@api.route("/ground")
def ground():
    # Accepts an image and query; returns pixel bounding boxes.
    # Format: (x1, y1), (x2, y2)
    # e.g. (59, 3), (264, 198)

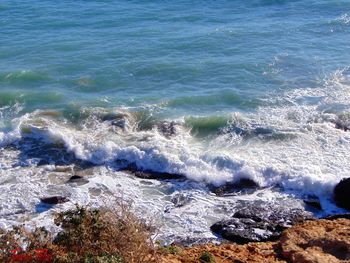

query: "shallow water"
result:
(1, 0), (350, 242)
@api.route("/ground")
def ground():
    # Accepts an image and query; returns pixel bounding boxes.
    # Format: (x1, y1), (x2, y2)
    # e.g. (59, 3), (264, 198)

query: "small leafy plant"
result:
(0, 203), (157, 263)
(199, 251), (216, 263)
(159, 245), (182, 255)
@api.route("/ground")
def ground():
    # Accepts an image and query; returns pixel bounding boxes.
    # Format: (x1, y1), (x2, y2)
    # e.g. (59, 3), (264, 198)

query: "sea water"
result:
(1, 0), (350, 243)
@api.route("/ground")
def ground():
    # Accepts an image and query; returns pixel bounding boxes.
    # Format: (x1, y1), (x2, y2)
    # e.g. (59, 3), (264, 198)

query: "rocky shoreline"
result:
(1, 166), (350, 263)
(40, 166), (350, 246)
(160, 217), (350, 263)
(157, 177), (350, 262)
(14, 154), (350, 263)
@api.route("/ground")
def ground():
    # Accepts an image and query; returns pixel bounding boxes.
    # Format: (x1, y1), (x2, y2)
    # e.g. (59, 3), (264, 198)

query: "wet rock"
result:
(101, 112), (127, 122)
(160, 218), (350, 263)
(335, 120), (350, 131)
(134, 170), (183, 180)
(210, 204), (313, 244)
(54, 165), (73, 173)
(111, 118), (126, 129)
(220, 125), (296, 141)
(171, 193), (191, 207)
(280, 218), (350, 262)
(67, 175), (89, 185)
(158, 121), (177, 137)
(303, 196), (322, 211)
(139, 180), (154, 185)
(323, 213), (350, 220)
(334, 177), (350, 210)
(124, 163), (184, 180)
(101, 112), (129, 130)
(40, 196), (69, 205)
(209, 178), (259, 196)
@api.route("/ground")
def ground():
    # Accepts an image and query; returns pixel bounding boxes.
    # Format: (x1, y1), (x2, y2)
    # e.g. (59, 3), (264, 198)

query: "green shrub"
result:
(199, 251), (216, 263)
(0, 203), (157, 263)
(159, 245), (182, 255)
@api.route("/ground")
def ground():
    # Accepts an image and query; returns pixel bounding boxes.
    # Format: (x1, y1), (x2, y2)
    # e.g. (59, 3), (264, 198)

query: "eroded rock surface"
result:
(280, 218), (350, 263)
(211, 204), (313, 244)
(159, 218), (350, 263)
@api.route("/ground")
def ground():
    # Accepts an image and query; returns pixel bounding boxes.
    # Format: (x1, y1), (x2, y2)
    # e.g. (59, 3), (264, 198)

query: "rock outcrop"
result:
(334, 177), (350, 210)
(209, 178), (259, 196)
(280, 218), (350, 263)
(159, 218), (350, 263)
(40, 196), (69, 205)
(123, 163), (184, 180)
(211, 204), (313, 244)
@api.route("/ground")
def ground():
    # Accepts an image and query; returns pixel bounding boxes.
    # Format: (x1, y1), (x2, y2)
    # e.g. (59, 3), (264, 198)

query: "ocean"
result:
(1, 0), (350, 243)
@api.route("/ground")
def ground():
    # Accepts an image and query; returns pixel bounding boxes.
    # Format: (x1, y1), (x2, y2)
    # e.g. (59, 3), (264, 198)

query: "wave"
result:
(1, 67), (350, 214)
(0, 70), (51, 85)
(0, 105), (347, 204)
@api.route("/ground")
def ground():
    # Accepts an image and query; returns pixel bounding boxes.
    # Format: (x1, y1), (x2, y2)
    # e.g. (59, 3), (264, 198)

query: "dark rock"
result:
(335, 121), (350, 131)
(102, 112), (127, 122)
(69, 175), (83, 180)
(210, 204), (313, 244)
(334, 177), (350, 210)
(67, 175), (89, 185)
(219, 125), (296, 141)
(171, 193), (191, 207)
(123, 163), (184, 180)
(303, 196), (322, 211)
(322, 213), (350, 220)
(158, 121), (177, 137)
(111, 118), (126, 129)
(124, 162), (138, 172)
(101, 112), (129, 129)
(134, 170), (183, 180)
(209, 178), (259, 196)
(40, 196), (69, 205)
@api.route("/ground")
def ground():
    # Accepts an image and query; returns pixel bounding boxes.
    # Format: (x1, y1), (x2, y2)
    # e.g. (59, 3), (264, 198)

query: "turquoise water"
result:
(1, 0), (350, 241)
(1, 1), (349, 116)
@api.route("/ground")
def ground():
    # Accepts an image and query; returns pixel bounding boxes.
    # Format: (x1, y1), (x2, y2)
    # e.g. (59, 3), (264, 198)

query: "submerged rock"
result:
(40, 196), (69, 205)
(101, 112), (130, 130)
(157, 121), (178, 137)
(124, 163), (184, 180)
(101, 112), (128, 122)
(303, 196), (322, 211)
(171, 193), (191, 207)
(134, 170), (183, 180)
(209, 178), (259, 196)
(334, 177), (350, 210)
(210, 204), (313, 244)
(335, 117), (350, 132)
(220, 124), (296, 141)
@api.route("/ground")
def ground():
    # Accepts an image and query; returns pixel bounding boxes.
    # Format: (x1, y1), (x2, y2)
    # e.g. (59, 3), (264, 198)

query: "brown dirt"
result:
(159, 218), (350, 263)
(280, 218), (350, 263)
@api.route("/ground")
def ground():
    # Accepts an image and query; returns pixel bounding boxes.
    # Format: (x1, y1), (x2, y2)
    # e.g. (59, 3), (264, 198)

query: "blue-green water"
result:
(1, 1), (349, 116)
(1, 1), (350, 241)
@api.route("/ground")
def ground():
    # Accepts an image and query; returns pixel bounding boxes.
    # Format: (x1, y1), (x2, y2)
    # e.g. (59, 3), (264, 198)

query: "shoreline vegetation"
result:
(0, 203), (157, 263)
(0, 203), (349, 263)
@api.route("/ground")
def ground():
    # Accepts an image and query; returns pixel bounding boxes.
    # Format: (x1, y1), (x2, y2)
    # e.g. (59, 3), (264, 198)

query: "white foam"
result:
(0, 67), (350, 240)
